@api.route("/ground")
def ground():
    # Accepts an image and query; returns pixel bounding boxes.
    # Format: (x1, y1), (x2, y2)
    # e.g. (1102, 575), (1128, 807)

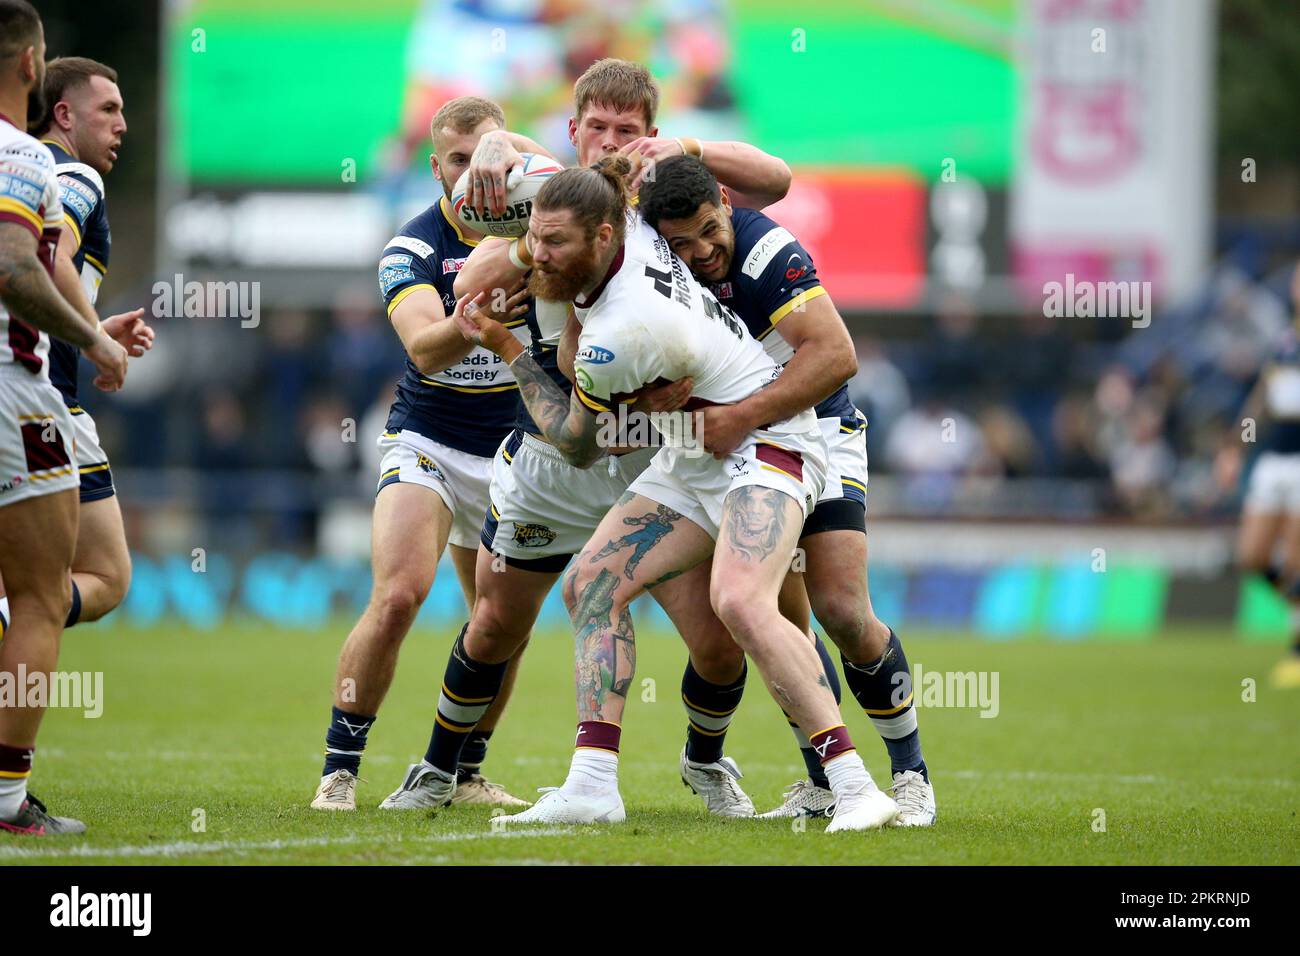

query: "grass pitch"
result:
(2, 618), (1297, 866)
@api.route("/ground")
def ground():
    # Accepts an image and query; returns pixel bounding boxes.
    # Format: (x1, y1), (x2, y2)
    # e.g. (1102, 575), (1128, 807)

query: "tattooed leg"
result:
(591, 504), (684, 580)
(564, 493), (714, 722)
(570, 569), (637, 722)
(711, 485), (844, 739)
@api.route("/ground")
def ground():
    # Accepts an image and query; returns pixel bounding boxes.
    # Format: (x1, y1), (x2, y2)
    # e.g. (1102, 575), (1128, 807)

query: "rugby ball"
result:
(451, 152), (564, 239)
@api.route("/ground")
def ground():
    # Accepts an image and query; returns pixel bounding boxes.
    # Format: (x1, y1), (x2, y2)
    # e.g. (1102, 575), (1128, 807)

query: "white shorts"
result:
(629, 414), (828, 540)
(0, 368), (78, 508)
(69, 405), (114, 502)
(1245, 451), (1300, 514)
(482, 430), (657, 569)
(376, 429), (493, 549)
(817, 409), (868, 506)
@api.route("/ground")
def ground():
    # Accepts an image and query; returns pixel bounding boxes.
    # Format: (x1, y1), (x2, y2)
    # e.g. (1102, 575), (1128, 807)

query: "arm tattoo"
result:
(592, 503), (683, 580)
(722, 486), (788, 563)
(571, 568), (636, 721)
(0, 225), (97, 348)
(511, 349), (601, 467)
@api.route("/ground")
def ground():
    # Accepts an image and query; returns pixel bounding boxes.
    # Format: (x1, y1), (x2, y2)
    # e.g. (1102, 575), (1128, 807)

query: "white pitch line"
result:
(0, 826), (589, 860)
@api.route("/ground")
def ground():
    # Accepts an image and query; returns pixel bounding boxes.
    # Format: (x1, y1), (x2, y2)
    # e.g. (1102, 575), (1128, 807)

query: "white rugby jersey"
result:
(571, 212), (788, 421)
(0, 115), (62, 378)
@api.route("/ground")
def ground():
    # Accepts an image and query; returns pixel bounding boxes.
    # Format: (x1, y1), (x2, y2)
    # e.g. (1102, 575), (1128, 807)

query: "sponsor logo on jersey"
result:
(0, 172), (42, 207)
(741, 226), (796, 280)
(378, 254), (415, 296)
(512, 522), (558, 548)
(784, 253), (807, 282)
(576, 345), (615, 365)
(385, 235), (436, 259)
(60, 185), (93, 225)
(58, 173), (98, 207)
(441, 256), (468, 274)
(712, 281), (734, 299)
(575, 368), (594, 392)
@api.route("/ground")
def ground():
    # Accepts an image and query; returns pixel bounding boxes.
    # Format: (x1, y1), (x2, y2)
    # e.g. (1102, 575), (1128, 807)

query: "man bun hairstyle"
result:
(637, 155), (722, 229)
(534, 154), (630, 243)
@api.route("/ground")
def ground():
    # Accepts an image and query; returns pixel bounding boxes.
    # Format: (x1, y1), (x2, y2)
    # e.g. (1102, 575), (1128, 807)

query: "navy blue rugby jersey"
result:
(707, 207), (856, 423)
(1261, 329), (1300, 455)
(44, 141), (110, 405)
(379, 196), (540, 458)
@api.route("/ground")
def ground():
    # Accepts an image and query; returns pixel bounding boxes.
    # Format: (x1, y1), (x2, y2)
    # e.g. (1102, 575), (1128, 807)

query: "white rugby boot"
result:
(497, 785), (625, 825)
(756, 778), (836, 819)
(825, 779), (899, 833)
(378, 763), (456, 810)
(310, 769), (358, 811)
(679, 748), (755, 817)
(450, 773), (532, 807)
(889, 770), (936, 827)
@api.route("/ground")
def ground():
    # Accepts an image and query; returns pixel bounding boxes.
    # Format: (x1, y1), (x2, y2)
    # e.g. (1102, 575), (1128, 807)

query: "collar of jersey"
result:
(440, 195), (480, 247)
(574, 245), (625, 309)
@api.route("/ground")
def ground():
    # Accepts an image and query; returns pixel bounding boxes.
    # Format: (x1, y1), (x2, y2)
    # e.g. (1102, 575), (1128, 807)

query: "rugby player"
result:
(639, 156), (936, 825)
(455, 157), (900, 831)
(382, 59), (794, 816)
(1, 58), (154, 640)
(1234, 261), (1300, 689)
(311, 96), (546, 811)
(0, 0), (128, 835)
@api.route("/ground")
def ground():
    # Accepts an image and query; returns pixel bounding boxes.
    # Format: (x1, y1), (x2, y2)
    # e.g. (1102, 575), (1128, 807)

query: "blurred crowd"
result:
(82, 255), (1298, 550)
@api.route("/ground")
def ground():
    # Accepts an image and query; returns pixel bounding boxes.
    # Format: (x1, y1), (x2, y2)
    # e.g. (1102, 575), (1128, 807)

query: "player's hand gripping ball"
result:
(452, 153), (564, 239)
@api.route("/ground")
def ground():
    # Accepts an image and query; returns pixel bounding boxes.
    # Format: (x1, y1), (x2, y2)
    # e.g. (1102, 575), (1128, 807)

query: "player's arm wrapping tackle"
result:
(452, 291), (603, 468)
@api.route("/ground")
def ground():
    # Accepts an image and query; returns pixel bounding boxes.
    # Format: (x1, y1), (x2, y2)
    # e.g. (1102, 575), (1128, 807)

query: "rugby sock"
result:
(566, 722), (620, 794)
(322, 706), (375, 777)
(806, 728), (857, 775)
(65, 580), (81, 628)
(681, 659), (746, 765)
(822, 744), (870, 799)
(0, 596), (8, 640)
(457, 729), (493, 783)
(424, 625), (509, 775)
(784, 635), (840, 789)
(842, 629), (928, 781)
(0, 743), (33, 820)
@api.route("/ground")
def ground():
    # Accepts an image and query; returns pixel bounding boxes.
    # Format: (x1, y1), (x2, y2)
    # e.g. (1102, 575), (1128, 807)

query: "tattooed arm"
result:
(0, 222), (127, 390)
(452, 290), (603, 468)
(465, 129), (557, 215)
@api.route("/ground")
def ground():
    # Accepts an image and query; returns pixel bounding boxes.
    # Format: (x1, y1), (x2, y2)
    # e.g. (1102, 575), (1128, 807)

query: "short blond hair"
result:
(573, 58), (659, 131)
(429, 96), (505, 152)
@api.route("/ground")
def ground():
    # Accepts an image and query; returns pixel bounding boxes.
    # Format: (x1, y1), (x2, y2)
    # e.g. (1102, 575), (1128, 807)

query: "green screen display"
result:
(169, 0), (1017, 186)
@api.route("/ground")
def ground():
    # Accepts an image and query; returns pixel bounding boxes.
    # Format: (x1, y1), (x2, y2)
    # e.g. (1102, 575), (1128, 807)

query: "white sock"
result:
(564, 749), (619, 795)
(824, 751), (871, 798)
(0, 775), (27, 819)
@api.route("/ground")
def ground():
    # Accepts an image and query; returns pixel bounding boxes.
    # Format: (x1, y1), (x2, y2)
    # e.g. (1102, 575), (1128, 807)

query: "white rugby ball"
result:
(451, 152), (564, 239)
